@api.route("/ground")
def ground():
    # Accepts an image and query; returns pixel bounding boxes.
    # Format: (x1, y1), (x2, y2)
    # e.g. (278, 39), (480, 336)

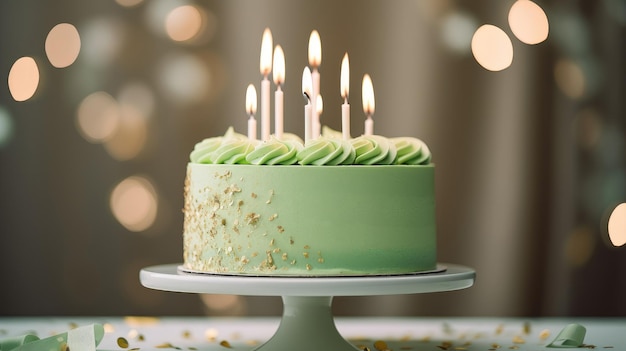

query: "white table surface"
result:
(0, 317), (623, 350)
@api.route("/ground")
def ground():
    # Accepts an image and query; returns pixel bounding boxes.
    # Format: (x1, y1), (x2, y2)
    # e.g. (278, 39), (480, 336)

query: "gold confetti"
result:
(155, 342), (177, 348)
(539, 329), (551, 340)
(523, 321), (531, 334)
(117, 337), (129, 348)
(59, 342), (68, 351)
(219, 340), (232, 348)
(512, 335), (525, 344)
(182, 330), (192, 339)
(495, 324), (504, 335)
(277, 226), (285, 233)
(374, 340), (389, 351)
(205, 328), (219, 341)
(268, 214), (278, 221)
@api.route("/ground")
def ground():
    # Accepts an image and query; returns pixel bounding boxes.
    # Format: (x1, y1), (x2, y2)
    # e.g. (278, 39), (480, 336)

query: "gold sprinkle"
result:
(318, 257), (325, 263)
(221, 218), (226, 226)
(272, 248), (281, 253)
(290, 259), (297, 265)
(238, 200), (244, 207)
(306, 264), (312, 270)
(189, 348), (198, 351)
(251, 193), (257, 198)
(68, 322), (78, 329)
(59, 342), (68, 351)
(289, 237), (294, 245)
(117, 337), (129, 348)
(495, 324), (504, 335)
(508, 346), (519, 350)
(282, 253), (288, 261)
(220, 340), (232, 348)
(523, 321), (531, 334)
(268, 213), (278, 221)
(374, 340), (389, 351)
(155, 342), (176, 348)
(303, 252), (309, 258)
(245, 212), (260, 225)
(358, 346), (371, 351)
(277, 226), (285, 233)
(182, 330), (192, 339)
(304, 245), (310, 249)
(512, 335), (525, 344)
(490, 343), (501, 349)
(539, 329), (551, 340)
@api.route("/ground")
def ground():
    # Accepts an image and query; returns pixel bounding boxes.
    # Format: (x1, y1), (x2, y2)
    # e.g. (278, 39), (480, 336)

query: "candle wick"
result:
(303, 91), (311, 103)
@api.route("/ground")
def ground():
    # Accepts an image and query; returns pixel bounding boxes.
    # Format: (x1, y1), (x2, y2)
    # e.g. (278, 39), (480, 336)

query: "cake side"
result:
(183, 163), (437, 276)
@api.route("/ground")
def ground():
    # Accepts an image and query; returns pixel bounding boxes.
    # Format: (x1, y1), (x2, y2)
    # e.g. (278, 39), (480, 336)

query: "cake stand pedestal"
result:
(140, 263), (475, 351)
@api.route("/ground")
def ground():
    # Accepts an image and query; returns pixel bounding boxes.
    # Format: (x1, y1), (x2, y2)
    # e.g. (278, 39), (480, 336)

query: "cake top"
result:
(189, 127), (432, 166)
(190, 28), (432, 166)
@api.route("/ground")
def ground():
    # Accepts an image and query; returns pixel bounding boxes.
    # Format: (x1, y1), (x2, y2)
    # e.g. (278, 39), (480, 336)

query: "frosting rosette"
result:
(297, 137), (356, 165)
(351, 135), (398, 165)
(210, 138), (258, 164)
(189, 127), (248, 164)
(246, 137), (303, 165)
(392, 137), (432, 165)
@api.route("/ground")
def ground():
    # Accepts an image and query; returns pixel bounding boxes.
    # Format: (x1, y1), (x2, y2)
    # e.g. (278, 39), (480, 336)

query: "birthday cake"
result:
(182, 128), (436, 276)
(181, 28), (436, 276)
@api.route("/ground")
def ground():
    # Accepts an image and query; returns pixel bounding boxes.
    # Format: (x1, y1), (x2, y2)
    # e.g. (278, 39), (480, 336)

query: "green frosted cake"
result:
(182, 128), (436, 276)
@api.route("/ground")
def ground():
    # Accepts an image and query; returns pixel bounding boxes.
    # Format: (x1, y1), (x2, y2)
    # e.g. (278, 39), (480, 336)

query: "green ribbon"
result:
(0, 324), (103, 351)
(547, 323), (587, 348)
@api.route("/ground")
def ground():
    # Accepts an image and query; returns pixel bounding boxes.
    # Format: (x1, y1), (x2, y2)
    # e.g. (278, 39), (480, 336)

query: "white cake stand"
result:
(140, 263), (475, 351)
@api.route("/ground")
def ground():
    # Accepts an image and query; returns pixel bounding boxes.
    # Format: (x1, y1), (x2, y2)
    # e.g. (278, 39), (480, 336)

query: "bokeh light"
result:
(103, 104), (149, 161)
(554, 59), (585, 99)
(608, 203), (626, 247)
(165, 5), (203, 42)
(440, 12), (478, 55)
(565, 226), (595, 267)
(8, 57), (40, 102)
(80, 17), (125, 68)
(117, 82), (156, 118)
(76, 91), (121, 143)
(200, 294), (245, 315)
(471, 25), (513, 71)
(508, 0), (549, 45)
(110, 176), (158, 232)
(0, 106), (14, 148)
(45, 23), (81, 68)
(157, 52), (210, 103)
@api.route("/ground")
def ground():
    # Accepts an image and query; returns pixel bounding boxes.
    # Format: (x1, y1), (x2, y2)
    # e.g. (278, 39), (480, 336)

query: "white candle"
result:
(316, 93), (323, 119)
(340, 53), (350, 140)
(362, 74), (375, 136)
(260, 28), (273, 141)
(245, 84), (257, 141)
(273, 45), (285, 140)
(308, 30), (321, 139)
(302, 67), (313, 143)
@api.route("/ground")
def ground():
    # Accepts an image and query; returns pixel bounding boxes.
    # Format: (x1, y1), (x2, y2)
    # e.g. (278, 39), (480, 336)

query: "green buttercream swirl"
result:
(297, 137), (356, 165)
(189, 127), (250, 164)
(246, 137), (303, 165)
(210, 138), (258, 164)
(392, 137), (432, 165)
(351, 135), (398, 165)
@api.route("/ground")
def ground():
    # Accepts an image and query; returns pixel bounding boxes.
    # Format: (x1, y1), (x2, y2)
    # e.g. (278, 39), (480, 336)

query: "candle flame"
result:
(362, 74), (375, 116)
(340, 53), (350, 100)
(302, 66), (312, 102)
(308, 30), (321, 67)
(316, 94), (323, 115)
(273, 45), (285, 86)
(245, 84), (257, 115)
(260, 28), (273, 76)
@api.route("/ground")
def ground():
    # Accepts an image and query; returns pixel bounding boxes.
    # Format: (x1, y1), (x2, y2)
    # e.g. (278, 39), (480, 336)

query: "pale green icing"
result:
(297, 137), (356, 165)
(246, 137), (303, 165)
(392, 137), (432, 165)
(183, 164), (437, 276)
(351, 135), (398, 165)
(189, 127), (249, 164)
(321, 125), (344, 139)
(210, 138), (258, 164)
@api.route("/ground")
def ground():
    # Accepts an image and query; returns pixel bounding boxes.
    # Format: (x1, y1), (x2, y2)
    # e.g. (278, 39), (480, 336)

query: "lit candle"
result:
(340, 53), (350, 140)
(260, 28), (273, 141)
(246, 84), (257, 141)
(273, 45), (285, 140)
(302, 67), (313, 143)
(308, 30), (321, 139)
(362, 74), (375, 136)
(316, 94), (323, 120)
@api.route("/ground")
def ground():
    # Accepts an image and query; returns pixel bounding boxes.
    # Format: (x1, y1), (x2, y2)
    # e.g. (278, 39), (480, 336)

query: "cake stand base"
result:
(140, 264), (475, 351)
(263, 296), (358, 351)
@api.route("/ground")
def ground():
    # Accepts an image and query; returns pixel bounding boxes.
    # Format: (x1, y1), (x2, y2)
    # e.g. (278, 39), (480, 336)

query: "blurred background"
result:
(0, 0), (624, 317)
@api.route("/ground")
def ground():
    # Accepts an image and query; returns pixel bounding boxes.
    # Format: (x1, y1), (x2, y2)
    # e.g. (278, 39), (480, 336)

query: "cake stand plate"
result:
(140, 263), (475, 351)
